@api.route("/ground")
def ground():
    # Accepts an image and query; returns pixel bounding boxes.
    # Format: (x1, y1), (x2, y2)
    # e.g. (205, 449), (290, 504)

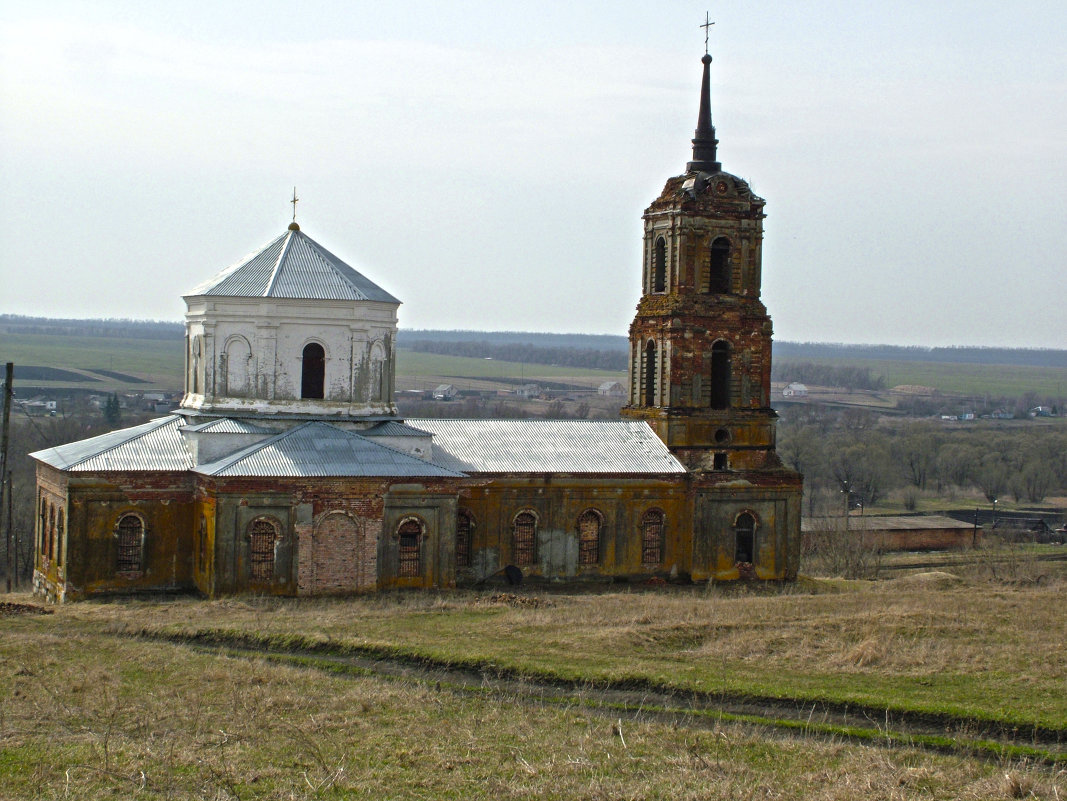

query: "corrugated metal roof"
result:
(187, 228), (399, 303)
(406, 419), (686, 474)
(361, 421), (432, 438)
(181, 418), (273, 434)
(196, 421), (464, 478)
(30, 416), (193, 472)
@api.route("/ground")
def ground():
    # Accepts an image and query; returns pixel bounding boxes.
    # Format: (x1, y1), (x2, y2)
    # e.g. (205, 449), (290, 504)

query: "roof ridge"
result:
(263, 228), (297, 297)
(199, 421), (312, 474)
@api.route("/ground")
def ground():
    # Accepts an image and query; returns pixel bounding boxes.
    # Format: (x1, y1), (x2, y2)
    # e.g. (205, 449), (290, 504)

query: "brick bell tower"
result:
(622, 49), (782, 474)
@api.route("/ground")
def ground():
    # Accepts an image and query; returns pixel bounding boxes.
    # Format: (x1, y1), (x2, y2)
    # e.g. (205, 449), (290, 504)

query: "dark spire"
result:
(687, 53), (721, 173)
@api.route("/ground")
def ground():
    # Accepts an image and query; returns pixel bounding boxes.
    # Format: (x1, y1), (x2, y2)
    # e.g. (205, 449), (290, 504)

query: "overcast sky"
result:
(1, 1), (1064, 348)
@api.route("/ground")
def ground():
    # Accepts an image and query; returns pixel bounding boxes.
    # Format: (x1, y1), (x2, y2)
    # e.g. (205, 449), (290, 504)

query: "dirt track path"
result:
(140, 629), (1066, 766)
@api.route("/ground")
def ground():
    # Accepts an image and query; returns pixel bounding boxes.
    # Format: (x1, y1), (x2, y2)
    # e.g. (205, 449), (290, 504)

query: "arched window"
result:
(47, 506), (55, 561)
(38, 498), (47, 557)
(116, 514), (144, 573)
(643, 340), (657, 407)
(707, 237), (731, 293)
(735, 513), (756, 564)
(577, 510), (602, 566)
(456, 510), (473, 568)
(397, 518), (423, 577)
(198, 515), (207, 572)
(301, 342), (326, 400)
(512, 511), (537, 567)
(653, 236), (667, 293)
(710, 341), (730, 409)
(641, 510), (664, 567)
(248, 518), (279, 582)
(56, 510), (64, 567)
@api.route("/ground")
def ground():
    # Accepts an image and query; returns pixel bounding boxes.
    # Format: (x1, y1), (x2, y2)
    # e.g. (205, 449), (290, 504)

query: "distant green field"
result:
(4, 328), (1065, 400)
(0, 333), (183, 390)
(777, 355), (1067, 399)
(397, 349), (624, 382)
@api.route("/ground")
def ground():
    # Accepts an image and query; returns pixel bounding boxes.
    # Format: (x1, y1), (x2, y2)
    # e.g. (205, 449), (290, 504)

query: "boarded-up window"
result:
(398, 519), (422, 577)
(578, 510), (601, 566)
(513, 512), (536, 567)
(249, 518), (278, 582)
(301, 342), (325, 400)
(456, 511), (473, 568)
(641, 510), (664, 567)
(735, 513), (756, 564)
(116, 514), (144, 573)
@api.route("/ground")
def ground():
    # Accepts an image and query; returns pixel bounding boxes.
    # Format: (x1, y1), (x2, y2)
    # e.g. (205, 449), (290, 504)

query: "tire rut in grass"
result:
(135, 628), (1067, 765)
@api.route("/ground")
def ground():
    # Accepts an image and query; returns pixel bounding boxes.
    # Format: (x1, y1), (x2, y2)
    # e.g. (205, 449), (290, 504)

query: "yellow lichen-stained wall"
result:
(34, 464), (196, 602)
(454, 474), (692, 584)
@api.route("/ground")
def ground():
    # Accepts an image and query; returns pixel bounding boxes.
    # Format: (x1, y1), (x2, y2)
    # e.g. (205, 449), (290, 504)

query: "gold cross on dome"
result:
(701, 12), (715, 55)
(291, 187), (299, 222)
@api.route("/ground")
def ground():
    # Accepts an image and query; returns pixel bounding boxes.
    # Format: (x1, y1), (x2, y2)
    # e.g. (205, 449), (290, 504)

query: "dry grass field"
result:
(2, 562), (1065, 799)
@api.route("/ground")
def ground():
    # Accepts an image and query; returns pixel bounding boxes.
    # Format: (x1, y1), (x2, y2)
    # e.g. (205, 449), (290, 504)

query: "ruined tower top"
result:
(686, 52), (721, 173)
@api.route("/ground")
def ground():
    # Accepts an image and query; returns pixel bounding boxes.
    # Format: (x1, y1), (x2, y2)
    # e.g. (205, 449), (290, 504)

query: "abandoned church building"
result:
(31, 50), (803, 601)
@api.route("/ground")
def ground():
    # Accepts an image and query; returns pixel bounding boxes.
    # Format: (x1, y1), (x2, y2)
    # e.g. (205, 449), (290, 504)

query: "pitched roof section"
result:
(181, 418), (274, 434)
(187, 227), (399, 303)
(406, 419), (687, 474)
(30, 416), (194, 472)
(195, 421), (464, 478)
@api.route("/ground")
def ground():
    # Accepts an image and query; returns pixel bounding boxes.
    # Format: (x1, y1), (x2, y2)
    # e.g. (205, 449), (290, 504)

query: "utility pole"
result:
(1, 363), (13, 592)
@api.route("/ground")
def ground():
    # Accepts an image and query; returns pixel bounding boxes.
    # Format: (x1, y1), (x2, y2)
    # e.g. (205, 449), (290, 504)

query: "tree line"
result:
(404, 340), (628, 371)
(778, 408), (1067, 517)
(771, 361), (886, 391)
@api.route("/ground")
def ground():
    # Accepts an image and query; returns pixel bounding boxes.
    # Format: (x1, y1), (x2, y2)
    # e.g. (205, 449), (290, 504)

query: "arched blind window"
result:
(641, 510), (664, 567)
(301, 343), (325, 400)
(249, 518), (278, 582)
(513, 512), (537, 567)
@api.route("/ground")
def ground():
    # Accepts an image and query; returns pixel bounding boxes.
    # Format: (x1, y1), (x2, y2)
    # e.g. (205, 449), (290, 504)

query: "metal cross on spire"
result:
(290, 187), (299, 222)
(701, 12), (715, 55)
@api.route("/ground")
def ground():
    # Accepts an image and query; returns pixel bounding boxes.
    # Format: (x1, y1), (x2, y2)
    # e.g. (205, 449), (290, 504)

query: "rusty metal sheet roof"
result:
(30, 416), (193, 472)
(406, 419), (687, 474)
(187, 228), (399, 303)
(195, 421), (464, 478)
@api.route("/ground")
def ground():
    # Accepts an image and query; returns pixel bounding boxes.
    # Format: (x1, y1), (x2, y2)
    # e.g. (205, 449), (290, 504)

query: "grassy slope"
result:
(1, 597), (1058, 800)
(72, 571), (1067, 732)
